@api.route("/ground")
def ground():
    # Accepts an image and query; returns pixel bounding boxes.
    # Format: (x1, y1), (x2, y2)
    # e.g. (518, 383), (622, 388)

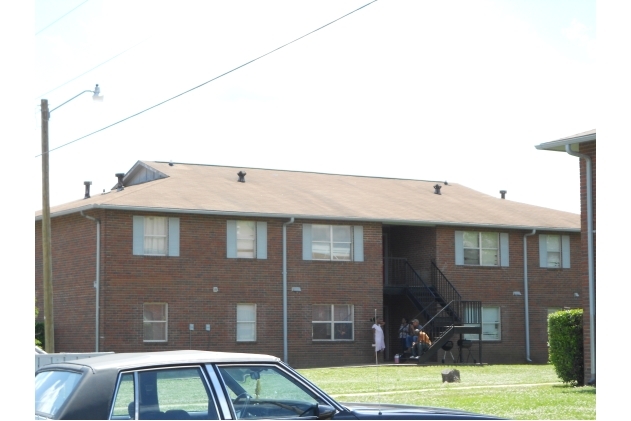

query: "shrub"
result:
(548, 308), (583, 386)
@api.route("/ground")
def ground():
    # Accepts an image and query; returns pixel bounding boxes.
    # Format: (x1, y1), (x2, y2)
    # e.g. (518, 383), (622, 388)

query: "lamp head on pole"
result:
(92, 84), (104, 101)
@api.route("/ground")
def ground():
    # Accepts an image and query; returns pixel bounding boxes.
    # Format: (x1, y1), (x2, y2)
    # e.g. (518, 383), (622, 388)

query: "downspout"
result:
(565, 144), (595, 384)
(282, 217), (295, 363)
(80, 211), (100, 352)
(523, 229), (536, 362)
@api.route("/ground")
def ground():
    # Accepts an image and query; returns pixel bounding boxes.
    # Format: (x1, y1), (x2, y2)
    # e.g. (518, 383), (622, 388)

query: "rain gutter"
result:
(80, 211), (100, 352)
(523, 229), (536, 362)
(564, 144), (596, 384)
(282, 217), (294, 364)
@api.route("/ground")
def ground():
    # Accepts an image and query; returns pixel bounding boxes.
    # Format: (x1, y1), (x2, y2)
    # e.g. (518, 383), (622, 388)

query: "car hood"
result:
(338, 402), (504, 419)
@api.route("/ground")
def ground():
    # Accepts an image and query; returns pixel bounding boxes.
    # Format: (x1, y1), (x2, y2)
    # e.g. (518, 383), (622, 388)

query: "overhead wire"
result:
(36, 37), (151, 99)
(36, 0), (379, 157)
(35, 0), (90, 35)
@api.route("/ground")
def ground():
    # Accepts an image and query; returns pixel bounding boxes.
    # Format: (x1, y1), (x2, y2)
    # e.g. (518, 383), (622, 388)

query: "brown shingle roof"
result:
(37, 161), (579, 231)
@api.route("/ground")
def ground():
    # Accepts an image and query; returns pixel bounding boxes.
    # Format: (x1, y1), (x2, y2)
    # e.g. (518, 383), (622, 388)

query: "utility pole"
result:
(41, 99), (55, 353)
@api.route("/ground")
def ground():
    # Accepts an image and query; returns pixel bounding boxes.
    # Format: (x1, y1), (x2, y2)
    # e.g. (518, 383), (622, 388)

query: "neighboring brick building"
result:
(35, 161), (581, 368)
(536, 129), (596, 385)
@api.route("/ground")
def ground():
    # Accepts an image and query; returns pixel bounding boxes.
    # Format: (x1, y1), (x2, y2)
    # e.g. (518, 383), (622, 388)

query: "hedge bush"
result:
(548, 308), (583, 386)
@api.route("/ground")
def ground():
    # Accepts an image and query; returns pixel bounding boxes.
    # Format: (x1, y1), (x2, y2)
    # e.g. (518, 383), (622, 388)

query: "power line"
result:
(36, 0), (90, 35)
(36, 38), (151, 99)
(36, 0), (378, 157)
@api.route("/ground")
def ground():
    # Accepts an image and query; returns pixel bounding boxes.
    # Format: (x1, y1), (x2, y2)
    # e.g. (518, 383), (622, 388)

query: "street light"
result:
(40, 84), (102, 353)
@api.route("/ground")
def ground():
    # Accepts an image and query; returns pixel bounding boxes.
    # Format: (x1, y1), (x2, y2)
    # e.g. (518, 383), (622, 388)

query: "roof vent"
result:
(444, 181), (448, 185)
(500, 190), (507, 199)
(237, 171), (246, 183)
(115, 173), (125, 191)
(84, 181), (92, 199)
(433, 184), (442, 195)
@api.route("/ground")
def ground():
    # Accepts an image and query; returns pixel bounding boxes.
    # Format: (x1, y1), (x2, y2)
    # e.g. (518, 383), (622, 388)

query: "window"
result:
(227, 221), (267, 259)
(112, 367), (217, 420)
(312, 304), (354, 340)
(237, 304), (257, 342)
(539, 234), (570, 268)
(464, 306), (501, 341)
(302, 224), (364, 261)
(455, 231), (509, 266)
(133, 216), (180, 256)
(35, 371), (83, 418)
(217, 365), (326, 419)
(143, 303), (168, 342)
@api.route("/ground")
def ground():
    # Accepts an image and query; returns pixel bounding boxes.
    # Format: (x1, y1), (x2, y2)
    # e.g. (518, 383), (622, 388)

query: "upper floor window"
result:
(227, 221), (267, 259)
(133, 216), (180, 256)
(302, 224), (364, 262)
(455, 231), (509, 267)
(312, 304), (354, 341)
(539, 234), (571, 268)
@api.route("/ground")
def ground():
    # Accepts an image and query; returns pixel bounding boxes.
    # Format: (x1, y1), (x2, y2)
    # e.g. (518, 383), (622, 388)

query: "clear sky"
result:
(31, 0), (596, 213)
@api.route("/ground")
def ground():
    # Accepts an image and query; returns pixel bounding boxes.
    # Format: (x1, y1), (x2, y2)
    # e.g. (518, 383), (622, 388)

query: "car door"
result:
(109, 365), (221, 420)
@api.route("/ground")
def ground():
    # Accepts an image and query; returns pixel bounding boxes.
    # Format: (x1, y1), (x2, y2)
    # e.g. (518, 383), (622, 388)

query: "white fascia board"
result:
(535, 131), (596, 152)
(35, 204), (579, 232)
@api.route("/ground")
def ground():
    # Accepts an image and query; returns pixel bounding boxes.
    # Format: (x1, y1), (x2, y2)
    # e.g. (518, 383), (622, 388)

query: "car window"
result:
(35, 370), (82, 418)
(217, 365), (325, 419)
(111, 366), (218, 420)
(110, 373), (134, 419)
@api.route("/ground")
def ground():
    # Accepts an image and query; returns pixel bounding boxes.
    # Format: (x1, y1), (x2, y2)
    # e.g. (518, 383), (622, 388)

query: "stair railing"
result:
(430, 260), (461, 321)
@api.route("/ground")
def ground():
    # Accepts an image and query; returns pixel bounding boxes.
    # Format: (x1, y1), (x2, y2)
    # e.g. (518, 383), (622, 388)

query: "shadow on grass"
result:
(550, 384), (596, 394)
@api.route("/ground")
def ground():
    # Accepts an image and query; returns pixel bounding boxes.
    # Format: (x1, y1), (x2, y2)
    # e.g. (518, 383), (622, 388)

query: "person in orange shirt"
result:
(411, 328), (432, 359)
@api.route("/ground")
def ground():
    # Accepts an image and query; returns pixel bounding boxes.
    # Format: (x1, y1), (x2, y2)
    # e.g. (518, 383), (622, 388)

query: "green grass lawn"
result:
(298, 364), (595, 420)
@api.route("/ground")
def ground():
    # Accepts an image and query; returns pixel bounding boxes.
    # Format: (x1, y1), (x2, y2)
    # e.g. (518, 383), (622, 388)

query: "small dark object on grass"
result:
(442, 369), (460, 383)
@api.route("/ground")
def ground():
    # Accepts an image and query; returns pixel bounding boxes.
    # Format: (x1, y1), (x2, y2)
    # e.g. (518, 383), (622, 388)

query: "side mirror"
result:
(315, 404), (336, 419)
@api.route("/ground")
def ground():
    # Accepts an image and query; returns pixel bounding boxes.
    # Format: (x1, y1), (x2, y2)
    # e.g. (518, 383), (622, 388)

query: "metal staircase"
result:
(384, 258), (482, 364)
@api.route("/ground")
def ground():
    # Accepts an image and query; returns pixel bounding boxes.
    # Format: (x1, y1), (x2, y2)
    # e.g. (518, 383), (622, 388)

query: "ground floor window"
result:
(143, 303), (168, 342)
(312, 304), (354, 340)
(464, 306), (500, 341)
(237, 304), (257, 342)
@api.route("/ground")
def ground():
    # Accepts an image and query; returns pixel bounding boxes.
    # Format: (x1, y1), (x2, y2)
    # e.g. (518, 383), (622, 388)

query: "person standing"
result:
(398, 318), (409, 354)
(372, 318), (386, 359)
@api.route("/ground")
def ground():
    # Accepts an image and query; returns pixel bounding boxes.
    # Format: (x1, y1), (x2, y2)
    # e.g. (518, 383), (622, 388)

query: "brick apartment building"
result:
(536, 129), (596, 385)
(35, 161), (582, 368)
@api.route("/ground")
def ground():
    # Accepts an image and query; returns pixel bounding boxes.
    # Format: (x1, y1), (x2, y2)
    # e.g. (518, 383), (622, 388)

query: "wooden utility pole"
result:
(41, 99), (54, 353)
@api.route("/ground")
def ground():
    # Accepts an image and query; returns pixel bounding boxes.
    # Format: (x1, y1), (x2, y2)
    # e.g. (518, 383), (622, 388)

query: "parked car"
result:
(35, 350), (502, 420)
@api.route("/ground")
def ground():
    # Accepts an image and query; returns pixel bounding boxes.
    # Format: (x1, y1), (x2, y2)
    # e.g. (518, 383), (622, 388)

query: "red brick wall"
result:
(36, 211), (382, 369)
(35, 212), (103, 352)
(431, 226), (582, 364)
(579, 140), (596, 384)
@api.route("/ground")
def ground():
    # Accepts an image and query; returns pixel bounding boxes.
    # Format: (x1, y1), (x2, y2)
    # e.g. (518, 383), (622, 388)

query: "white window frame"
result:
(312, 304), (354, 341)
(236, 304), (257, 342)
(463, 231), (499, 266)
(311, 225), (353, 261)
(539, 234), (570, 268)
(464, 306), (501, 341)
(143, 303), (168, 342)
(144, 216), (168, 256)
(236, 221), (256, 258)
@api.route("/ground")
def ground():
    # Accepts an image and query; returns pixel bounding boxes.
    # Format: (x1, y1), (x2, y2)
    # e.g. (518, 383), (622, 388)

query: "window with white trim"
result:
(143, 303), (168, 342)
(455, 231), (509, 266)
(312, 304), (354, 340)
(236, 221), (256, 258)
(464, 306), (500, 341)
(236, 304), (257, 342)
(227, 221), (267, 259)
(133, 216), (180, 256)
(303, 224), (364, 262)
(464, 232), (498, 266)
(539, 234), (570, 268)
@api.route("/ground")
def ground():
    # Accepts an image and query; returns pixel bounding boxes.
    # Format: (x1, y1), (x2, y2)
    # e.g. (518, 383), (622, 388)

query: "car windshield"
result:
(35, 370), (82, 417)
(216, 365), (326, 419)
